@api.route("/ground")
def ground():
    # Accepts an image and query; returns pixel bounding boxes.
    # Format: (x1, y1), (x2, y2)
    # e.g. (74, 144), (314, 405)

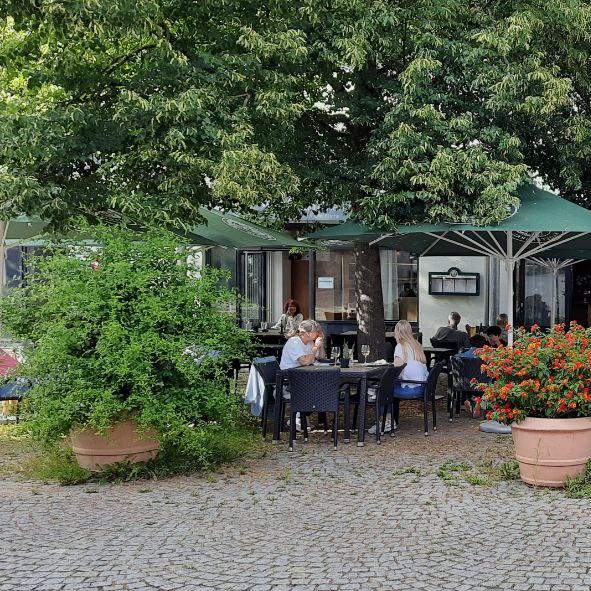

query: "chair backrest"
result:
(450, 356), (488, 392)
(424, 361), (445, 397)
(430, 338), (460, 352)
(253, 357), (280, 386)
(376, 365), (406, 406)
(287, 367), (341, 413)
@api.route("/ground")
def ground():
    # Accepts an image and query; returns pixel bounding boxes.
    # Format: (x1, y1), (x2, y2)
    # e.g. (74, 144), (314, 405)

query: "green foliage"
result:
(4, 2), (591, 229)
(23, 445), (93, 486)
(0, 226), (252, 451)
(437, 459), (520, 486)
(564, 460), (591, 498)
(4, 424), (259, 485)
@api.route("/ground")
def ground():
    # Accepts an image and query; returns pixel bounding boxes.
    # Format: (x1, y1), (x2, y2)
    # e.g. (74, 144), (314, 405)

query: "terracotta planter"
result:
(511, 416), (591, 487)
(70, 420), (159, 471)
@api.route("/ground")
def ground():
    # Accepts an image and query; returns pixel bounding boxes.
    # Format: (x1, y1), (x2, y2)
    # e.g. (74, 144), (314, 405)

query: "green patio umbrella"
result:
(1, 215), (47, 245)
(308, 183), (591, 344)
(186, 208), (302, 250)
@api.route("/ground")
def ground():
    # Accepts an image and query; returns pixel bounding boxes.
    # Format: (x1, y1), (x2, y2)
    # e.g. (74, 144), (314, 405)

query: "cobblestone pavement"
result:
(1, 403), (591, 591)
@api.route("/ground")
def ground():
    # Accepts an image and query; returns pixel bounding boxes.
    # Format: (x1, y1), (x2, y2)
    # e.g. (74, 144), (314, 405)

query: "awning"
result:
(185, 208), (302, 250)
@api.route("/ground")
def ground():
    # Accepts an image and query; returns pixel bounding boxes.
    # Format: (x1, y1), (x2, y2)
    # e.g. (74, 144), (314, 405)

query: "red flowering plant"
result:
(477, 322), (591, 424)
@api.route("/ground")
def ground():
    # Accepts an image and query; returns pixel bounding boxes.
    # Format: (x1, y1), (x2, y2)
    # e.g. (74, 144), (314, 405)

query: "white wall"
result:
(419, 256), (488, 342)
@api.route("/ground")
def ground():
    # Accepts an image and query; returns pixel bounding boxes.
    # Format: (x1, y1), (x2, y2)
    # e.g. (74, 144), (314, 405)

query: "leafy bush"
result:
(478, 323), (591, 423)
(0, 226), (252, 469)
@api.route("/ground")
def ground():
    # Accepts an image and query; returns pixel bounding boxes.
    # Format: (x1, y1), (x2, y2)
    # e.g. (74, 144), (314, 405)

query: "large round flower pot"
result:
(70, 420), (159, 471)
(511, 417), (591, 487)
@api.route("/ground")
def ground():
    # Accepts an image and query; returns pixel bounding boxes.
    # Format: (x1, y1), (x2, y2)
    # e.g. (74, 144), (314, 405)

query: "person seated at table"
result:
(279, 320), (325, 432)
(368, 320), (428, 434)
(279, 319), (325, 370)
(486, 325), (504, 347)
(455, 334), (489, 418)
(496, 313), (509, 343)
(433, 311), (470, 348)
(457, 334), (487, 358)
(272, 299), (303, 335)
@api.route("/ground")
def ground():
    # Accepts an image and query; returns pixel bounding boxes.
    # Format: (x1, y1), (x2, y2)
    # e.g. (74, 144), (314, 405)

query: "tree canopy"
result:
(2, 1), (591, 229)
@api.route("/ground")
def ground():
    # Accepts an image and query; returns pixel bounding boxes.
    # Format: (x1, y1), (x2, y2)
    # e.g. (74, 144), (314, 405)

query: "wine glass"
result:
(361, 344), (370, 365)
(331, 346), (340, 365)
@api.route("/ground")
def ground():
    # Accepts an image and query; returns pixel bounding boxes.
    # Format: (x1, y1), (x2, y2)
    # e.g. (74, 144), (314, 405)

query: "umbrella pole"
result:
(506, 231), (514, 347)
(550, 267), (557, 328)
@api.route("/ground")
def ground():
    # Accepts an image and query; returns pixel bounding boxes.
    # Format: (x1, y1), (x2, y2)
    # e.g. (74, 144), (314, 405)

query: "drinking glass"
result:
(361, 344), (370, 365)
(261, 321), (268, 332)
(331, 346), (340, 365)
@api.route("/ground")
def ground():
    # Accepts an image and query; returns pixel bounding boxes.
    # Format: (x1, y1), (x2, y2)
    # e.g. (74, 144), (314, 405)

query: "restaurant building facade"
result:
(204, 240), (582, 343)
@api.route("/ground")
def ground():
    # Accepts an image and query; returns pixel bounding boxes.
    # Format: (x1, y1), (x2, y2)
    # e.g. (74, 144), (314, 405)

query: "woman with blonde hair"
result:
(368, 320), (428, 434)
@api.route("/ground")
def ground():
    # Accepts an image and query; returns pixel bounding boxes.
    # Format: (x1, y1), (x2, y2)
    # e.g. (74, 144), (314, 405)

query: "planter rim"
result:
(512, 416), (591, 431)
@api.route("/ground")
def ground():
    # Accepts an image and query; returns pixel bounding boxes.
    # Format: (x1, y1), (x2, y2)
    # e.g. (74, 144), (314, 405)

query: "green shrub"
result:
(0, 226), (252, 473)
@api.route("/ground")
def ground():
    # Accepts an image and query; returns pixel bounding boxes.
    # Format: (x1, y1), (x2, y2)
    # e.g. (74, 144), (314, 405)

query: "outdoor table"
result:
(273, 363), (387, 446)
(249, 329), (286, 358)
(249, 328), (286, 344)
(423, 346), (455, 369)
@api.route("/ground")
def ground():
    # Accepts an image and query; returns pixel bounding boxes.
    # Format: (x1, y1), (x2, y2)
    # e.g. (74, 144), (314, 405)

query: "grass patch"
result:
(437, 459), (520, 487)
(565, 461), (591, 498)
(0, 423), (262, 486)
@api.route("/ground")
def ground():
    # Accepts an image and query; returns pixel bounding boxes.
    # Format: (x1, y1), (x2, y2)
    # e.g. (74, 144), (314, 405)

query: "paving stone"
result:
(1, 394), (590, 590)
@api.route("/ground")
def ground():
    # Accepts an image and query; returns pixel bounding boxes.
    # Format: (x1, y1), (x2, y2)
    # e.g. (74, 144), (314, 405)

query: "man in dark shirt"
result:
(433, 311), (470, 348)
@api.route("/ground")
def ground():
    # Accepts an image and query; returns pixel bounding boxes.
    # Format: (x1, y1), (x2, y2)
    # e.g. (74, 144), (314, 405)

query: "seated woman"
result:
(272, 299), (303, 335)
(368, 320), (428, 434)
(392, 320), (429, 398)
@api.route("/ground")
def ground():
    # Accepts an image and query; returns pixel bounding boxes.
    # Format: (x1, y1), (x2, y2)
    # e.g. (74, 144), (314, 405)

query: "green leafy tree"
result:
(3, 1), (591, 355)
(0, 226), (251, 468)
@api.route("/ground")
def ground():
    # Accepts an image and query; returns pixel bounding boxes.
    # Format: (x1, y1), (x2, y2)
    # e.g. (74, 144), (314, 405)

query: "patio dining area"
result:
(245, 329), (493, 452)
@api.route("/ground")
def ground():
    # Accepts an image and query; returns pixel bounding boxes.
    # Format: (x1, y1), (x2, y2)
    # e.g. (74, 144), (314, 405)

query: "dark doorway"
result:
(291, 259), (309, 318)
(571, 261), (591, 327)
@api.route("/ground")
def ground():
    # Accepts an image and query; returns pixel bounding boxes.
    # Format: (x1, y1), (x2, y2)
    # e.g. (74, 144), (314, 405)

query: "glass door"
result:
(241, 252), (266, 324)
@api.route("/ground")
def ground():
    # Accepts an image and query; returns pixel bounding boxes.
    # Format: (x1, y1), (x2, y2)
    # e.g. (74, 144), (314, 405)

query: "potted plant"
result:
(478, 322), (591, 487)
(0, 226), (251, 472)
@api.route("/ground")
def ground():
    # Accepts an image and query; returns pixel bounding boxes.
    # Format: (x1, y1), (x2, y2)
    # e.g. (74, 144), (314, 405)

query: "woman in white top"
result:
(392, 320), (429, 398)
(369, 320), (429, 434)
(272, 299), (304, 335)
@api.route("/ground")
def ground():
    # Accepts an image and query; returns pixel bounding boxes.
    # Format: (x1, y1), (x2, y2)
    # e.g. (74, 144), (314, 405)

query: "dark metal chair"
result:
(373, 365), (406, 444)
(252, 357), (282, 439)
(393, 361), (445, 436)
(430, 338), (460, 412)
(286, 367), (341, 451)
(449, 356), (489, 421)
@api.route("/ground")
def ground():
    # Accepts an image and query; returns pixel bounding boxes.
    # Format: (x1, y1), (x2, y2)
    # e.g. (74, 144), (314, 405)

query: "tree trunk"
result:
(354, 242), (386, 361)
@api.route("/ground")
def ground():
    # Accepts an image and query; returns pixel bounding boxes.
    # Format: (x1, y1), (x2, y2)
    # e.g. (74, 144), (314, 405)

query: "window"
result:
(241, 252), (266, 322)
(523, 261), (566, 327)
(314, 249), (418, 322)
(314, 250), (355, 321)
(380, 250), (418, 321)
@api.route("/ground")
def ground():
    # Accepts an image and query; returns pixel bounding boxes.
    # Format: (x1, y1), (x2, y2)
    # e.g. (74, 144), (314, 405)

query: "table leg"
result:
(357, 376), (367, 447)
(272, 373), (284, 443)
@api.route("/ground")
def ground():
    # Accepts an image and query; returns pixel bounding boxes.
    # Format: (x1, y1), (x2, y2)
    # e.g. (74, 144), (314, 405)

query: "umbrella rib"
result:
(420, 231), (449, 257)
(486, 231), (506, 257)
(514, 232), (540, 258)
(519, 232), (590, 260)
(450, 231), (506, 258)
(459, 231), (506, 258)
(369, 233), (393, 246)
(423, 232), (494, 257)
